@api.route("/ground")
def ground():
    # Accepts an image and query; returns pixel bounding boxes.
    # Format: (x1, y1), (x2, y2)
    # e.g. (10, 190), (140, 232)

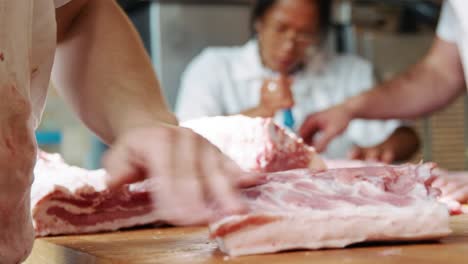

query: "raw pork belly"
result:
(32, 152), (158, 237)
(182, 115), (326, 172)
(324, 159), (383, 169)
(210, 163), (451, 257)
(325, 160), (466, 215)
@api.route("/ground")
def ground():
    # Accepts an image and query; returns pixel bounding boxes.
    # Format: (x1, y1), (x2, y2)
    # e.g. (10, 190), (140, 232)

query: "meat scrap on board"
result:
(32, 152), (159, 236)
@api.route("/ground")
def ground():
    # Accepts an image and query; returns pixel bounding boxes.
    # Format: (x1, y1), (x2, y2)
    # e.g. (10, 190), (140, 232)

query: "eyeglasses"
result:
(265, 20), (318, 46)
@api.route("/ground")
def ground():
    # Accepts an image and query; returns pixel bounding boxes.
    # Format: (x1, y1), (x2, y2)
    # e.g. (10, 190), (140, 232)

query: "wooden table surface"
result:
(24, 215), (468, 264)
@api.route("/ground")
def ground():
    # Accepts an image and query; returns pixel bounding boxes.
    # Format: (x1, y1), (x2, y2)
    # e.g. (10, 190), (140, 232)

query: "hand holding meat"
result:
(103, 125), (252, 226)
(299, 104), (352, 152)
(347, 127), (419, 164)
(348, 145), (395, 164)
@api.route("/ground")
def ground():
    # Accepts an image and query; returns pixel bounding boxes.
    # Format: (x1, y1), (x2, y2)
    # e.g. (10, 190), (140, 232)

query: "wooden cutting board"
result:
(24, 215), (468, 264)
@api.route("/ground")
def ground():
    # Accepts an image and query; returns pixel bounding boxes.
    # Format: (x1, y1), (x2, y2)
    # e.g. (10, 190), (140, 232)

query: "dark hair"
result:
(250, 0), (331, 36)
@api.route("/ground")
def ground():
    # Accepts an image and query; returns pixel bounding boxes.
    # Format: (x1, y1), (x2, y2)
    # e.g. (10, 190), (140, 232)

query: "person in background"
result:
(1, 0), (252, 262)
(175, 0), (420, 163)
(298, 0), (468, 204)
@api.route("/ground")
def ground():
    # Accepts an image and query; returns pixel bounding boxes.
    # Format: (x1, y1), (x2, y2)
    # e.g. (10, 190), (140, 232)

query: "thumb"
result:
(299, 115), (321, 141)
(103, 147), (145, 189)
(222, 158), (267, 188)
(236, 172), (268, 188)
(314, 128), (339, 153)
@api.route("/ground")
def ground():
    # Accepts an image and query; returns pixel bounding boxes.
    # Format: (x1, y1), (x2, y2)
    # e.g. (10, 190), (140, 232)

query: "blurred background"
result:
(39, 0), (466, 170)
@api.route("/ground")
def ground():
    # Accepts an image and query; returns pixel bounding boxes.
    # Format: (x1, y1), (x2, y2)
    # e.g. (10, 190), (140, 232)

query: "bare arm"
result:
(53, 0), (177, 144)
(300, 37), (465, 152)
(52, 0), (252, 225)
(347, 37), (465, 120)
(0, 2), (37, 262)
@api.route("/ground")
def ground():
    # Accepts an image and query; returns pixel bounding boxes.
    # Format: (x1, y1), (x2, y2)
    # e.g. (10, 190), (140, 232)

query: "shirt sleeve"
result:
(175, 50), (225, 122)
(436, 2), (458, 43)
(345, 59), (404, 148)
(54, 0), (72, 8)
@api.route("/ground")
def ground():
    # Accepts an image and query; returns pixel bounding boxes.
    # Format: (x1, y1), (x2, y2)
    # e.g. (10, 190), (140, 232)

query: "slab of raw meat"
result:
(325, 159), (383, 169)
(325, 159), (466, 215)
(32, 152), (158, 237)
(182, 115), (326, 172)
(209, 163), (451, 257)
(32, 114), (327, 237)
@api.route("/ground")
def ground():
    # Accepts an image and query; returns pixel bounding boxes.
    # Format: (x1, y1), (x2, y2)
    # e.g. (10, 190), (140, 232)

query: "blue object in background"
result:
(37, 131), (107, 169)
(283, 109), (295, 129)
(87, 136), (108, 169)
(36, 130), (62, 145)
(36, 130), (62, 154)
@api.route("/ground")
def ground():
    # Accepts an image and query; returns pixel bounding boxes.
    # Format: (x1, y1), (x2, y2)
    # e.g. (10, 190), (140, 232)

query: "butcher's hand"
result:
(261, 75), (294, 115)
(243, 75), (294, 118)
(348, 145), (395, 164)
(103, 125), (257, 226)
(299, 104), (352, 153)
(432, 173), (468, 204)
(348, 126), (419, 164)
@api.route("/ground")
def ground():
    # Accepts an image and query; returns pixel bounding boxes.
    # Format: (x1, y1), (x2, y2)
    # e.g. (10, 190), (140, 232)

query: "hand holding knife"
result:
(261, 74), (295, 129)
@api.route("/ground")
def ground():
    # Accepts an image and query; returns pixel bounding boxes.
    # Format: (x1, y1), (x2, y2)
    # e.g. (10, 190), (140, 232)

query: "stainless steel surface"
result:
(149, 3), (251, 109)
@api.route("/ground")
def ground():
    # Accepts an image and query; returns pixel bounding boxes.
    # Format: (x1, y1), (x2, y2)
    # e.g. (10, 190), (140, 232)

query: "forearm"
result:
(0, 9), (37, 201)
(53, 0), (177, 144)
(345, 38), (465, 120)
(379, 126), (420, 162)
(0, 88), (36, 204)
(0, 84), (36, 264)
(346, 65), (459, 119)
(0, 3), (38, 260)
